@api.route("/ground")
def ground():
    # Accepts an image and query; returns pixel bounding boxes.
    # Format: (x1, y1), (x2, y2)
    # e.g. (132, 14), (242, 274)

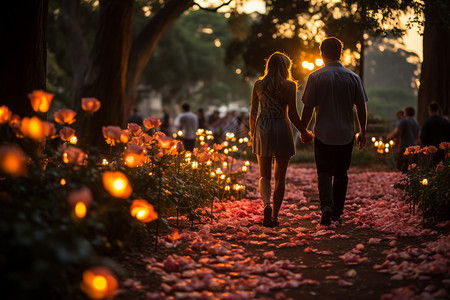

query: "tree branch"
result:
(193, 0), (232, 12)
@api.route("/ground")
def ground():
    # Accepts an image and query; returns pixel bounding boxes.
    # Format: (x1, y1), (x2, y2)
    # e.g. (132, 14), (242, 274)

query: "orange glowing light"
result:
(81, 267), (118, 299)
(69, 136), (78, 144)
(102, 171), (132, 199)
(130, 199), (158, 222)
(315, 58), (324, 66)
(421, 179), (428, 186)
(0, 106), (12, 124)
(60, 178), (66, 186)
(20, 116), (46, 140)
(0, 145), (28, 177)
(75, 201), (87, 218)
(28, 90), (53, 113)
(81, 97), (101, 113)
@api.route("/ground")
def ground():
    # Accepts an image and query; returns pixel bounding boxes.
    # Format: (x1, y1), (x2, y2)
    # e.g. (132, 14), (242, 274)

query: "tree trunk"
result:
(123, 0), (194, 122)
(418, 1), (450, 124)
(0, 0), (48, 117)
(75, 0), (134, 149)
(59, 0), (89, 110)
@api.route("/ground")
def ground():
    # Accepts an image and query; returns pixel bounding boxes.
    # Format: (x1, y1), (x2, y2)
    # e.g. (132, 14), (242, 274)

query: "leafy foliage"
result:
(394, 144), (450, 224)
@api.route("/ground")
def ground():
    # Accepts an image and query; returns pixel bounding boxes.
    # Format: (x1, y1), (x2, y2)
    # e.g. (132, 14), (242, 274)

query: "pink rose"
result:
(127, 123), (142, 136)
(143, 117), (161, 129)
(435, 162), (444, 173)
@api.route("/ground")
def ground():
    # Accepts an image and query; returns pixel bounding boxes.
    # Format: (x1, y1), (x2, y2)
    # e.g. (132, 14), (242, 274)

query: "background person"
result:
(387, 106), (420, 171)
(174, 103), (198, 152)
(250, 51), (313, 228)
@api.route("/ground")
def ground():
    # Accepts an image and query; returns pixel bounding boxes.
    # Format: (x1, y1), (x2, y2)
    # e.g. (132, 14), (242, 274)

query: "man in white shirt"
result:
(174, 103), (198, 152)
(300, 37), (368, 226)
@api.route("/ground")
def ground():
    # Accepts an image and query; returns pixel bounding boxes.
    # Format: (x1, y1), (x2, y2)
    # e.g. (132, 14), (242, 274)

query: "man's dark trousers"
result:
(314, 138), (354, 220)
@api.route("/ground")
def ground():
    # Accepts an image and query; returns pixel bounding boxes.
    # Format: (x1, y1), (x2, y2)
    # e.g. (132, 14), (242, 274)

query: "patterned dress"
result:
(252, 88), (295, 157)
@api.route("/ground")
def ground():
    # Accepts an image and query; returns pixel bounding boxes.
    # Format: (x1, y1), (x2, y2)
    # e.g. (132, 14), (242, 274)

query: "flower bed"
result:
(0, 91), (250, 298)
(394, 143), (450, 224)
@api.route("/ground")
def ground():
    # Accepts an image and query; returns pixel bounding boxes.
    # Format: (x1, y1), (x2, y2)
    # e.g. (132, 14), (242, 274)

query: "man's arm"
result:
(300, 105), (314, 129)
(355, 102), (367, 150)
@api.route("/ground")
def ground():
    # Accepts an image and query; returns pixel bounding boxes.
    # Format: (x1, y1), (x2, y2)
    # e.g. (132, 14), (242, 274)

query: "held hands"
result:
(300, 130), (314, 143)
(356, 132), (366, 150)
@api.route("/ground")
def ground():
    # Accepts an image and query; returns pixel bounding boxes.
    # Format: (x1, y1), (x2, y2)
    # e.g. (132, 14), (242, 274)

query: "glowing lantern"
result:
(172, 133), (177, 138)
(245, 161), (250, 166)
(239, 138), (243, 143)
(389, 140), (394, 145)
(81, 97), (101, 113)
(75, 202), (87, 218)
(0, 106), (12, 124)
(0, 145), (28, 177)
(371, 137), (376, 142)
(210, 172), (216, 177)
(421, 179), (428, 186)
(242, 166), (248, 172)
(28, 90), (53, 113)
(54, 109), (76, 124)
(81, 267), (118, 299)
(243, 137), (248, 143)
(192, 161), (198, 169)
(60, 178), (66, 186)
(130, 199), (158, 222)
(101, 159), (108, 166)
(177, 130), (183, 136)
(102, 171), (132, 199)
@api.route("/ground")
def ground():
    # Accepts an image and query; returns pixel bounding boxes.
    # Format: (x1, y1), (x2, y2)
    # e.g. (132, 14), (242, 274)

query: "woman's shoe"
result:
(263, 205), (273, 227)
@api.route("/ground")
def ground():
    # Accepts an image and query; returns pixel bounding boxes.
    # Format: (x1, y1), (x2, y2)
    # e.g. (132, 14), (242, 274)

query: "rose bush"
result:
(0, 93), (249, 298)
(394, 143), (450, 224)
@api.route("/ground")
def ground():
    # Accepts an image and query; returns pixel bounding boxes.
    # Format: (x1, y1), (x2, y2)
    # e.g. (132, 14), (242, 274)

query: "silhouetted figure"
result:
(387, 106), (420, 171)
(250, 52), (313, 228)
(160, 106), (171, 135)
(300, 37), (368, 226)
(420, 101), (450, 163)
(174, 103), (198, 152)
(197, 108), (206, 130)
(128, 108), (143, 127)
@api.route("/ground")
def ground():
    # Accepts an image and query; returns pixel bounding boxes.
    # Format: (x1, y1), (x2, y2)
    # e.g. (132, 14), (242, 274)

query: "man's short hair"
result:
(404, 106), (415, 117)
(429, 101), (441, 113)
(182, 103), (190, 112)
(320, 37), (343, 61)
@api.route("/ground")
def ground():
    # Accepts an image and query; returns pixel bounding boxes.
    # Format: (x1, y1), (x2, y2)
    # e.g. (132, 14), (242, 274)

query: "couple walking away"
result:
(250, 37), (368, 228)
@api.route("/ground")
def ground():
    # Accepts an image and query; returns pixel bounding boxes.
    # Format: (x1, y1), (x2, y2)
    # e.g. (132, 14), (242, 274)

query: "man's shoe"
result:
(263, 205), (273, 227)
(320, 209), (332, 226)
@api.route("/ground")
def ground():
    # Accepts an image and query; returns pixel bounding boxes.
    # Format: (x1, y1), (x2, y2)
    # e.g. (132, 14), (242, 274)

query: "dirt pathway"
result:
(116, 164), (450, 300)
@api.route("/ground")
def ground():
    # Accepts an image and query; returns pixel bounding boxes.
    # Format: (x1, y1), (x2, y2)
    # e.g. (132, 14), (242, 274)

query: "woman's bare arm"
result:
(249, 81), (260, 137)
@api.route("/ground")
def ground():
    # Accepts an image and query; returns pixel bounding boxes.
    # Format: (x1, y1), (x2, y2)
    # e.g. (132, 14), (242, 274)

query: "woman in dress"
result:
(250, 52), (313, 227)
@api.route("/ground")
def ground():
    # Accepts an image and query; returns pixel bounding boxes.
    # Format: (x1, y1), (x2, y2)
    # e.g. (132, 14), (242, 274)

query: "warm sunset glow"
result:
(130, 199), (158, 223)
(81, 267), (118, 299)
(75, 201), (87, 218)
(102, 171), (132, 199)
(28, 90), (53, 113)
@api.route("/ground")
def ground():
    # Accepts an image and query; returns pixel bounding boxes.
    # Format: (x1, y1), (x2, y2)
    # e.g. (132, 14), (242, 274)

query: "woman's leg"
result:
(273, 156), (290, 220)
(257, 155), (272, 206)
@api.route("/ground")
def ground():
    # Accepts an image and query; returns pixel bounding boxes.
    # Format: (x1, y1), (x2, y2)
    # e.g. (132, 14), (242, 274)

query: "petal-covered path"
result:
(117, 163), (450, 300)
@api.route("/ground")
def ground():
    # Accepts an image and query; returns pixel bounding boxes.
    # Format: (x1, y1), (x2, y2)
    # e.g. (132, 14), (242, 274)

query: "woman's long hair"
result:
(259, 52), (296, 98)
